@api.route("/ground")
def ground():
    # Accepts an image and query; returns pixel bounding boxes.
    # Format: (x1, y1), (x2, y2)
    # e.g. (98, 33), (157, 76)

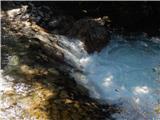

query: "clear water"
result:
(1, 34), (160, 119)
(70, 35), (160, 120)
(3, 5), (160, 119)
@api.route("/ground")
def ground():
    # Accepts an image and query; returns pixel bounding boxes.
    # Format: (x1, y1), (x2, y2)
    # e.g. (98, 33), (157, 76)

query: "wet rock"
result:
(1, 2), (119, 120)
(27, 2), (75, 35)
(59, 90), (69, 98)
(8, 55), (20, 66)
(48, 16), (75, 35)
(69, 18), (110, 53)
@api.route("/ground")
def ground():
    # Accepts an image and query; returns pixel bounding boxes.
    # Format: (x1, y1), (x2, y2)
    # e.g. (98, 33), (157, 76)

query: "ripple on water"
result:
(72, 35), (160, 120)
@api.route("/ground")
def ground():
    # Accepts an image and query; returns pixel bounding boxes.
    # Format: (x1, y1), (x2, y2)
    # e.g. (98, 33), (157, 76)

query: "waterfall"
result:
(2, 3), (160, 120)
(62, 35), (160, 120)
(1, 29), (160, 119)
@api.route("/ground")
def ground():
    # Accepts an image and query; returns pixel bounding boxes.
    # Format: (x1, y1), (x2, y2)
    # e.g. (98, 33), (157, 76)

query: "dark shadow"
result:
(2, 1), (160, 36)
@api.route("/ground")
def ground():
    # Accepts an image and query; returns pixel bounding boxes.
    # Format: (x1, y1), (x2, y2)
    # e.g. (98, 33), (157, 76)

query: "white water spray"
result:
(63, 35), (160, 120)
(1, 34), (160, 119)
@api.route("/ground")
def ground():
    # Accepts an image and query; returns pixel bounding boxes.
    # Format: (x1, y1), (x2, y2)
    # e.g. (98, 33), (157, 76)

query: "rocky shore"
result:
(1, 1), (120, 120)
(1, 16), (119, 120)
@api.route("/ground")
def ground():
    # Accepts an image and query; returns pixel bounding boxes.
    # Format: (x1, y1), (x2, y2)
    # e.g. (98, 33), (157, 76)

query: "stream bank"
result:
(1, 2), (120, 120)
(1, 1), (160, 120)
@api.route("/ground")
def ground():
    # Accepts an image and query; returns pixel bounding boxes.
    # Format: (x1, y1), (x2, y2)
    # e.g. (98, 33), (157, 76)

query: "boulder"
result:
(69, 17), (110, 53)
(48, 16), (75, 35)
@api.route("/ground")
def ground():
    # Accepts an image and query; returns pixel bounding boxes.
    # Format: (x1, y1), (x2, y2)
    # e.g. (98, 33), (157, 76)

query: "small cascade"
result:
(2, 2), (160, 120)
(56, 35), (88, 70)
(63, 35), (160, 120)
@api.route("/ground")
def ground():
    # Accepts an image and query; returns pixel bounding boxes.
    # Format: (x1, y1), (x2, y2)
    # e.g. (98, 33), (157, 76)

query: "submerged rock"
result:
(69, 18), (110, 53)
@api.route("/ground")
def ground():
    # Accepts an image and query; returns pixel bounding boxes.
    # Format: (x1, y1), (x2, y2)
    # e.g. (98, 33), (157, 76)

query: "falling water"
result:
(63, 35), (160, 120)
(2, 4), (160, 120)
(1, 34), (160, 119)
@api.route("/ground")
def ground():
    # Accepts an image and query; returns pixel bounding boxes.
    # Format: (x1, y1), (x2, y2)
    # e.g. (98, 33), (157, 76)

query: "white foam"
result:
(1, 34), (160, 119)
(70, 35), (160, 119)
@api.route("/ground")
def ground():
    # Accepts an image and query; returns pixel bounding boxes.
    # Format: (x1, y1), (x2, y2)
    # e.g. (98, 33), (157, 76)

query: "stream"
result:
(1, 2), (160, 120)
(70, 35), (160, 120)
(1, 34), (160, 120)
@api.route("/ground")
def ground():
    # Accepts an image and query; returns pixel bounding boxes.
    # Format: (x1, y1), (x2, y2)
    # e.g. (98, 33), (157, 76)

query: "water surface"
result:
(72, 35), (160, 120)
